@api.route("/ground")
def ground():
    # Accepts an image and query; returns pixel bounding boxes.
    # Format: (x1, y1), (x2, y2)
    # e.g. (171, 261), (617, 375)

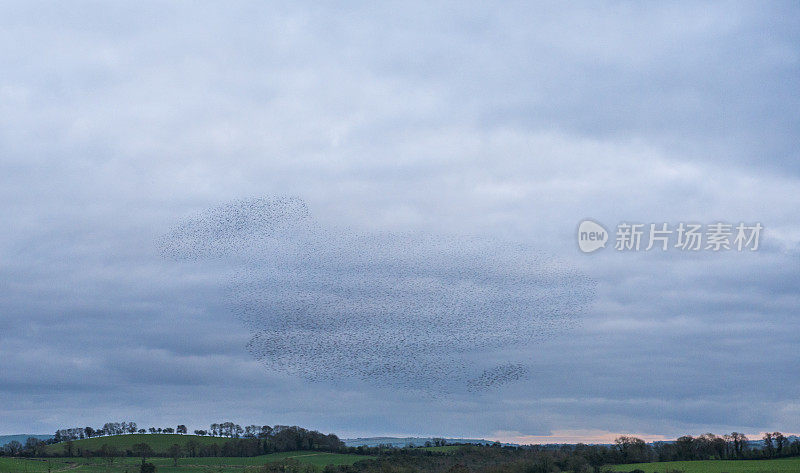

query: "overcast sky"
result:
(1, 1), (799, 443)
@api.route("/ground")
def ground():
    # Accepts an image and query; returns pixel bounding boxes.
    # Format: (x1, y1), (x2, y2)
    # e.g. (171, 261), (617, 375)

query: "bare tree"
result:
(132, 443), (154, 462)
(775, 432), (786, 456)
(763, 432), (775, 457)
(167, 444), (183, 467)
(99, 444), (120, 471)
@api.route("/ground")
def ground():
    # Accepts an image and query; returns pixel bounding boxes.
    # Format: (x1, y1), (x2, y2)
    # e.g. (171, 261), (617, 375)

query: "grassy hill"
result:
(44, 433), (242, 455)
(603, 456), (800, 473)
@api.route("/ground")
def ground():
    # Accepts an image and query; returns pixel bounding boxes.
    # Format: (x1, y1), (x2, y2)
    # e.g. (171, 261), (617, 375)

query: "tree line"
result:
(621, 431), (800, 463)
(47, 421), (340, 443)
(52, 422), (190, 442)
(1, 423), (344, 459)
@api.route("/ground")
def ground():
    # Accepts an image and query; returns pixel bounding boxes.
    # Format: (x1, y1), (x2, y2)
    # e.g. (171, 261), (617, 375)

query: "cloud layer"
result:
(0, 1), (799, 440)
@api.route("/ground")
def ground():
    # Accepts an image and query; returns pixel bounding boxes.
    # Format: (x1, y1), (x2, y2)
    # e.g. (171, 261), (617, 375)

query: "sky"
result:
(1, 1), (799, 443)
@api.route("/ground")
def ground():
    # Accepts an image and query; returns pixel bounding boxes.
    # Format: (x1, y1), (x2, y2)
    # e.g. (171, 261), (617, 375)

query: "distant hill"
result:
(747, 435), (800, 448)
(342, 437), (506, 447)
(0, 434), (52, 447)
(43, 433), (229, 455)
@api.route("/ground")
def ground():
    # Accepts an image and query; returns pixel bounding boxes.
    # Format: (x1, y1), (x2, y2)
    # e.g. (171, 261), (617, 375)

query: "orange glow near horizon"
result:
(491, 430), (669, 445)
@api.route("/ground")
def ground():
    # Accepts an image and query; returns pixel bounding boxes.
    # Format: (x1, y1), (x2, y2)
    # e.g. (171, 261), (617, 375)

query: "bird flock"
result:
(159, 197), (596, 394)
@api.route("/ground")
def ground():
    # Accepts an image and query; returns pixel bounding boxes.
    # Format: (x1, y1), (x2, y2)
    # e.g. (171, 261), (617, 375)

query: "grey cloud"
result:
(0, 0), (798, 440)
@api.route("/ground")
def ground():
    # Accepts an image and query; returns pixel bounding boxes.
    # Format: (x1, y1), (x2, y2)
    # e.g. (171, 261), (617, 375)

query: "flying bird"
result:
(160, 197), (596, 393)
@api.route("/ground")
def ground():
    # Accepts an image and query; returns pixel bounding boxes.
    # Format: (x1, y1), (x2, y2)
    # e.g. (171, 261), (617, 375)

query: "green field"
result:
(42, 434), (229, 456)
(0, 451), (373, 473)
(604, 456), (800, 473)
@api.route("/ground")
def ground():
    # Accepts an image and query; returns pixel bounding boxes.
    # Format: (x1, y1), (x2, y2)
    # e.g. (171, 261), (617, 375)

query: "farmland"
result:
(5, 455), (800, 473)
(0, 434), (373, 473)
(6, 434), (800, 473)
(603, 456), (800, 473)
(0, 451), (373, 473)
